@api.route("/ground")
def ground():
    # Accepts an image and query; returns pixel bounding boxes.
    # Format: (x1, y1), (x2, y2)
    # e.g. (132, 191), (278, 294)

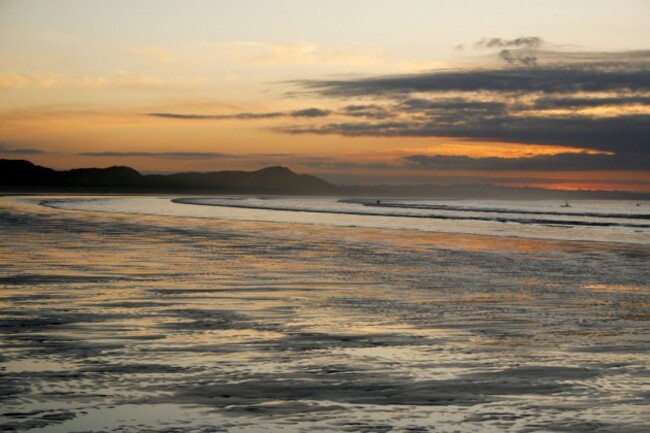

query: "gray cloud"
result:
(283, 50), (650, 164)
(278, 114), (650, 155)
(250, 153), (295, 157)
(474, 36), (544, 67)
(341, 104), (394, 119)
(142, 46), (649, 175)
(404, 152), (650, 171)
(290, 108), (331, 117)
(498, 49), (538, 66)
(79, 151), (233, 160)
(475, 36), (544, 49)
(149, 112), (284, 120)
(296, 63), (650, 97)
(533, 95), (650, 109)
(0, 142), (44, 155)
(148, 107), (331, 121)
(400, 98), (508, 113)
(295, 158), (397, 171)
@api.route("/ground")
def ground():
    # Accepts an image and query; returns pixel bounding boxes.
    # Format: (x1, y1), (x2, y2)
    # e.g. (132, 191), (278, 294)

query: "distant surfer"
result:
(561, 200), (571, 208)
(376, 200), (381, 205)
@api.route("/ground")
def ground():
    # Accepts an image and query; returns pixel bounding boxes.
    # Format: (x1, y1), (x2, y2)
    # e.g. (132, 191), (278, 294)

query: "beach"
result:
(1, 195), (649, 432)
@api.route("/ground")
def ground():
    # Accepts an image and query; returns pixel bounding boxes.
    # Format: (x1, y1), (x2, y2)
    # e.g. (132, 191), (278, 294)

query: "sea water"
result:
(0, 195), (648, 432)
(42, 195), (650, 244)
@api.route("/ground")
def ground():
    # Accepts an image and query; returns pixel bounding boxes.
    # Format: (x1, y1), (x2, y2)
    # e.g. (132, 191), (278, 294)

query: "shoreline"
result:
(3, 194), (648, 246)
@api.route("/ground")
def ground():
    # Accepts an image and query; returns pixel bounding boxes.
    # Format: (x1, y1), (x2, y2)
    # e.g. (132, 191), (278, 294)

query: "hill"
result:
(0, 159), (337, 194)
(2, 159), (648, 199)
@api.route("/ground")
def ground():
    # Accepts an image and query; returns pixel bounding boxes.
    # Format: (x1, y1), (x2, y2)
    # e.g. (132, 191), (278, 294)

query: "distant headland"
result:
(1, 159), (648, 200)
(0, 159), (337, 195)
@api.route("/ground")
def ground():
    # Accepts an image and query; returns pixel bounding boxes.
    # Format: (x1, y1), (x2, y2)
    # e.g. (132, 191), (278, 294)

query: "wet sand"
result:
(0, 196), (649, 432)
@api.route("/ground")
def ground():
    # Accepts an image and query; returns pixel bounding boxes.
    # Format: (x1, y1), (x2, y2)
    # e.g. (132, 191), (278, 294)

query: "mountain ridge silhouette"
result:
(1, 159), (648, 199)
(0, 159), (337, 194)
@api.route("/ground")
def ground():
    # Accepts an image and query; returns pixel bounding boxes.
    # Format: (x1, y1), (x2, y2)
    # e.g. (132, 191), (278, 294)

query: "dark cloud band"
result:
(0, 142), (44, 155)
(297, 65), (650, 97)
(148, 107), (331, 121)
(78, 152), (232, 160)
(283, 49), (650, 164)
(278, 114), (650, 155)
(404, 152), (649, 172)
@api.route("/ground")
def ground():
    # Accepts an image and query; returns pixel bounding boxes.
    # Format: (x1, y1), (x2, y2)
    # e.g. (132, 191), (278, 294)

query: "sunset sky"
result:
(1, 0), (649, 191)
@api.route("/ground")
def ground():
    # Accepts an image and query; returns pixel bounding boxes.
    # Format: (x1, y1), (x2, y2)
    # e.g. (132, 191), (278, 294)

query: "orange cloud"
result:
(0, 71), (209, 90)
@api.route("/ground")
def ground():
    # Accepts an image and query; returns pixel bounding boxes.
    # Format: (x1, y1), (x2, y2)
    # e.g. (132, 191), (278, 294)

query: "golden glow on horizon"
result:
(1, 1), (649, 193)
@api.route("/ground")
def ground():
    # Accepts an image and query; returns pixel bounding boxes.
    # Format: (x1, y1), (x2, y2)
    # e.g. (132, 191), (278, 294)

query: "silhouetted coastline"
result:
(0, 159), (336, 195)
(1, 159), (648, 200)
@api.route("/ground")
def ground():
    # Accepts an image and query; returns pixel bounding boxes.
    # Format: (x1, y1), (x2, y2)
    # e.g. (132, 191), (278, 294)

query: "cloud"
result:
(296, 62), (650, 97)
(341, 104), (395, 119)
(404, 152), (650, 171)
(0, 71), (205, 90)
(399, 98), (508, 113)
(278, 114), (650, 155)
(290, 108), (331, 117)
(78, 151), (233, 160)
(0, 143), (44, 155)
(148, 107), (331, 121)
(294, 157), (397, 171)
(498, 49), (538, 66)
(533, 95), (650, 109)
(281, 49), (650, 163)
(474, 36), (545, 67)
(475, 37), (544, 50)
(148, 112), (284, 120)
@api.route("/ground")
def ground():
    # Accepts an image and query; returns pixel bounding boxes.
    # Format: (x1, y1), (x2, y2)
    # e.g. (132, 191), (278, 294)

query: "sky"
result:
(1, 0), (649, 192)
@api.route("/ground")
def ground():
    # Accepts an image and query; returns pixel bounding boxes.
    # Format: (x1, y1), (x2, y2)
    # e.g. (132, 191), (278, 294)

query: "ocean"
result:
(1, 195), (648, 432)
